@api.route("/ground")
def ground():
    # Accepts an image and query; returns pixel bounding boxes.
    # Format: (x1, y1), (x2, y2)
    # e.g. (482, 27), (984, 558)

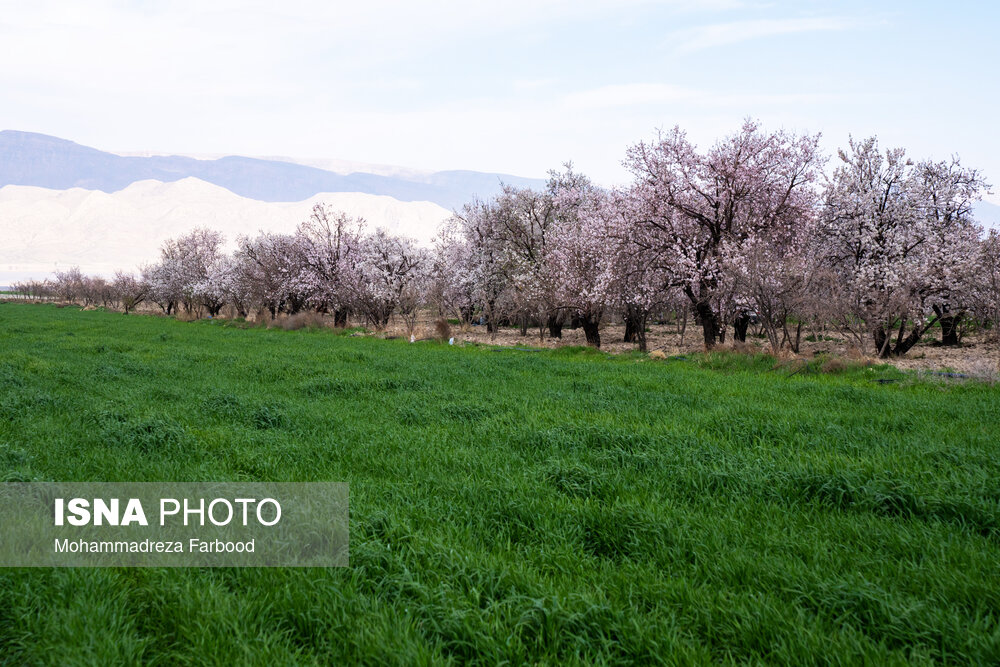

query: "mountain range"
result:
(0, 131), (544, 211)
(0, 130), (547, 283)
(0, 179), (451, 284)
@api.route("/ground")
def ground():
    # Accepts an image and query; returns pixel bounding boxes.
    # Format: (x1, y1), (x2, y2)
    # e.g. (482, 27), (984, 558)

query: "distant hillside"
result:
(0, 131), (546, 210)
(0, 178), (451, 282)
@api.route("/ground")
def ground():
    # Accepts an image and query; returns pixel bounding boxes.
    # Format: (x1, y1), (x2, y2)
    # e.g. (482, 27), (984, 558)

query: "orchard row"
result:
(14, 121), (998, 358)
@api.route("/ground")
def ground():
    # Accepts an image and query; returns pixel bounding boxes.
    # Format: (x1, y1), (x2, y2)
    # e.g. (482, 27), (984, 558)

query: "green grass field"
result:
(1, 303), (999, 665)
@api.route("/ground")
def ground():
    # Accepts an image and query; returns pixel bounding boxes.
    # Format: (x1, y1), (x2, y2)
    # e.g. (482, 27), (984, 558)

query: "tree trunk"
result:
(623, 311), (639, 342)
(484, 300), (497, 333)
(692, 299), (720, 349)
(547, 314), (563, 339)
(732, 314), (750, 343)
(934, 305), (963, 346)
(889, 329), (923, 357)
(873, 319), (937, 358)
(623, 304), (644, 343)
(940, 316), (960, 346)
(623, 304), (648, 351)
(790, 322), (802, 353)
(459, 305), (474, 326)
(582, 316), (601, 348)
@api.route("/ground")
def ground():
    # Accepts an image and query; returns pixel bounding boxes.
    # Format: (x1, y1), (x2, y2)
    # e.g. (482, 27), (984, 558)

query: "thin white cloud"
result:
(565, 83), (699, 109)
(563, 83), (845, 110)
(672, 16), (857, 53)
(512, 78), (559, 92)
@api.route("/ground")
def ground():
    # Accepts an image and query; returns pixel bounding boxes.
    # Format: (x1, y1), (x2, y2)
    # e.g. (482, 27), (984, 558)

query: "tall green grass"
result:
(1, 303), (999, 664)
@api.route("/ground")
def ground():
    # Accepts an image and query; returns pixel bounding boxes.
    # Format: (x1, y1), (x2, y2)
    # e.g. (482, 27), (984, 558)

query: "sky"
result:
(1, 0), (998, 200)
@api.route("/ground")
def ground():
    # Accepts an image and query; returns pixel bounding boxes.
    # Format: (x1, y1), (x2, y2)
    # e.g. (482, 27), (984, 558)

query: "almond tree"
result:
(355, 229), (426, 330)
(444, 170), (583, 340)
(490, 183), (557, 337)
(972, 230), (1000, 340)
(83, 276), (114, 308)
(112, 271), (149, 314)
(12, 279), (52, 301)
(548, 183), (614, 347)
(143, 261), (182, 315)
(209, 255), (254, 318)
(53, 267), (86, 303)
(192, 255), (232, 317)
(295, 203), (364, 326)
(606, 188), (681, 350)
(725, 228), (816, 353)
(625, 119), (822, 348)
(453, 179), (563, 339)
(450, 198), (516, 337)
(151, 228), (225, 315)
(233, 232), (308, 318)
(429, 223), (477, 326)
(914, 158), (990, 345)
(818, 137), (987, 357)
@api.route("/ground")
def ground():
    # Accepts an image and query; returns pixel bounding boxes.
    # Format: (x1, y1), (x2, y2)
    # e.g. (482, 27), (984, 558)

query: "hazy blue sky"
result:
(1, 1), (997, 197)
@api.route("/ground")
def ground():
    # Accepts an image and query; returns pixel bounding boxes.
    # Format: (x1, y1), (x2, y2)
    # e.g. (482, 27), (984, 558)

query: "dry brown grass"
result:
(434, 318), (452, 342)
(845, 345), (865, 359)
(820, 357), (848, 374)
(774, 348), (800, 362)
(277, 312), (327, 331)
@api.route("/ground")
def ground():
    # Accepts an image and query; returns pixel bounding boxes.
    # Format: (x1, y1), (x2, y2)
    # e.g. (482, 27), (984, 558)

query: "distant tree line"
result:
(12, 120), (999, 358)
